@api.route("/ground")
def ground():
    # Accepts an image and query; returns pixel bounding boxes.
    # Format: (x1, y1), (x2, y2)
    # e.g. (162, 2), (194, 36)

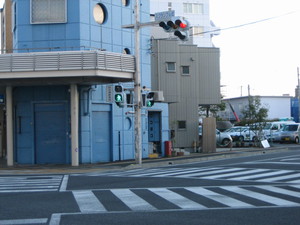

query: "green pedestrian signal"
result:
(114, 85), (125, 107)
(115, 93), (123, 102)
(146, 92), (155, 107)
(146, 100), (154, 107)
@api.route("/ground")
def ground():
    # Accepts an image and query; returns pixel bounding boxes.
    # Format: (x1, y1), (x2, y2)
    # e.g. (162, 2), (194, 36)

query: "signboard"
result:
(154, 10), (175, 21)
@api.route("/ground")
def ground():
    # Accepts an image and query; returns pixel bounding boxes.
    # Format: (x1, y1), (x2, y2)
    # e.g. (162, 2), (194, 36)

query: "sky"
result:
(1, 0), (299, 98)
(210, 0), (300, 98)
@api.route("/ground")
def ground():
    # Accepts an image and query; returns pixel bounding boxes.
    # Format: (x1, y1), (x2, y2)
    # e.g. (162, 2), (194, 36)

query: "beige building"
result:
(151, 39), (220, 150)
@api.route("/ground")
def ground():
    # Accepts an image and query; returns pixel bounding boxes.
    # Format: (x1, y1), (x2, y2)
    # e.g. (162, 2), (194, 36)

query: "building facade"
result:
(0, 0), (169, 165)
(151, 39), (220, 150)
(219, 96), (294, 123)
(150, 0), (219, 47)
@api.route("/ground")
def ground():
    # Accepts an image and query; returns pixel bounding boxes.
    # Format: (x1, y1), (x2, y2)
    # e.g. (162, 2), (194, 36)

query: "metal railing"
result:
(0, 50), (135, 73)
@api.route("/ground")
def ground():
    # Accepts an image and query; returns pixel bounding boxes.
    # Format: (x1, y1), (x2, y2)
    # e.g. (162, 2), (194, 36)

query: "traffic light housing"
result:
(173, 19), (189, 41)
(159, 17), (190, 42)
(114, 85), (125, 108)
(159, 21), (172, 32)
(146, 92), (155, 107)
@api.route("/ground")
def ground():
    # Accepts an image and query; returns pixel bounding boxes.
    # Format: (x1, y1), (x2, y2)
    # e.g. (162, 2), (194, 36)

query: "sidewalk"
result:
(0, 146), (289, 175)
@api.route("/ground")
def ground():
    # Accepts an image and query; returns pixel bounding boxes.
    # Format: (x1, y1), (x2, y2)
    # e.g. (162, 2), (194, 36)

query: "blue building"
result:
(0, 0), (169, 165)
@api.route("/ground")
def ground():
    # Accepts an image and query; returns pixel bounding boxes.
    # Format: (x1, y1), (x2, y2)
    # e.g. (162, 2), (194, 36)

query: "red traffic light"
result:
(175, 19), (187, 29)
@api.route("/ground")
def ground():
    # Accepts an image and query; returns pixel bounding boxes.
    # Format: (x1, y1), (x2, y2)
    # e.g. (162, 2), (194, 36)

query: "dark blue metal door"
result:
(34, 103), (68, 164)
(92, 111), (111, 162)
(148, 111), (161, 142)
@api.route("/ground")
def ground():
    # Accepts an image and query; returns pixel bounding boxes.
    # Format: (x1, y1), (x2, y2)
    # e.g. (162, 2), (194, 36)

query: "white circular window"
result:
(122, 0), (130, 6)
(93, 3), (107, 24)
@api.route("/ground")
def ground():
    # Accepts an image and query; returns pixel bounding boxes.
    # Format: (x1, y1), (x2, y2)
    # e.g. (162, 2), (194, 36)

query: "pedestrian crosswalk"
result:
(0, 175), (64, 193)
(85, 167), (300, 184)
(72, 185), (300, 213)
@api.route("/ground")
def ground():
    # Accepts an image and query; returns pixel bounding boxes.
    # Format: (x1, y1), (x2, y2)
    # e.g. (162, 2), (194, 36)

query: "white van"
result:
(264, 121), (295, 140)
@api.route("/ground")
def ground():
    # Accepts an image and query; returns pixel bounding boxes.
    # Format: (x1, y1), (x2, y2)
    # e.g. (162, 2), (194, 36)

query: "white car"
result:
(223, 127), (257, 142)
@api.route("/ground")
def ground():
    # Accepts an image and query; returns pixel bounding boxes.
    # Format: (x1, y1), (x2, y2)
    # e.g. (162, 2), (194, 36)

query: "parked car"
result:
(277, 123), (300, 143)
(223, 126), (257, 142)
(199, 126), (232, 147)
(263, 121), (295, 141)
(216, 129), (232, 147)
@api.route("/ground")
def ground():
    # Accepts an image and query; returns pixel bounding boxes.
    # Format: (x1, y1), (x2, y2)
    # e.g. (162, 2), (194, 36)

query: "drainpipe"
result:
(6, 86), (13, 166)
(70, 84), (79, 166)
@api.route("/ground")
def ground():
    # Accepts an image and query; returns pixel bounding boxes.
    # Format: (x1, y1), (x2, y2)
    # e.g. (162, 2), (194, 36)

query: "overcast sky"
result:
(210, 0), (300, 98)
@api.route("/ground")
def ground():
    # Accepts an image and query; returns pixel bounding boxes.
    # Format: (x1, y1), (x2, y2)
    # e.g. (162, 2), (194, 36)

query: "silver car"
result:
(199, 126), (232, 147)
(216, 129), (233, 147)
(278, 123), (300, 143)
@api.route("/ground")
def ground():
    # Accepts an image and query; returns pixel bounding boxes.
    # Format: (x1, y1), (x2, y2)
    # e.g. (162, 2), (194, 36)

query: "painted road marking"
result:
(73, 190), (106, 213)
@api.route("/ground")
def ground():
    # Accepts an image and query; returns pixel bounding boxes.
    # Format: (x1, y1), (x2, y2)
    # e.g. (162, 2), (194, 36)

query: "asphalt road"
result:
(0, 148), (300, 225)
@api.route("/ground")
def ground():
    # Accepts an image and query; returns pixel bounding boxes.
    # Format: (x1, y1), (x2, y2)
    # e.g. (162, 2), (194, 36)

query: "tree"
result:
(241, 96), (269, 141)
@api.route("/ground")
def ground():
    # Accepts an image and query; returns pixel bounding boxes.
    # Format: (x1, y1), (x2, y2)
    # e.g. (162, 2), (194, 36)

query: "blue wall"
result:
(14, 86), (70, 164)
(11, 0), (169, 164)
(291, 98), (299, 123)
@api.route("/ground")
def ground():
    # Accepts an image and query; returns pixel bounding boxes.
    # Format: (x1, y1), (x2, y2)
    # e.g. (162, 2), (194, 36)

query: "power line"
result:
(192, 10), (299, 36)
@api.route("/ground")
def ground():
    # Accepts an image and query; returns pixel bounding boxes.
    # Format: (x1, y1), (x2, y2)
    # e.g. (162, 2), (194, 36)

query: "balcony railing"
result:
(0, 50), (135, 73)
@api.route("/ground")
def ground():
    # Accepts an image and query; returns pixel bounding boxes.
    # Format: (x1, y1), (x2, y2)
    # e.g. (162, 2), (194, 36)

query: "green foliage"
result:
(241, 96), (268, 124)
(199, 100), (226, 120)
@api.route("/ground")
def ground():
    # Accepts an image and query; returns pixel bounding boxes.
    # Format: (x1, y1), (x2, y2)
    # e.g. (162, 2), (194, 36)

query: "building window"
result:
(93, 3), (108, 24)
(182, 66), (190, 75)
(31, 0), (67, 24)
(183, 3), (203, 14)
(166, 62), (176, 72)
(178, 121), (186, 129)
(192, 26), (204, 37)
(11, 2), (16, 31)
(168, 2), (172, 11)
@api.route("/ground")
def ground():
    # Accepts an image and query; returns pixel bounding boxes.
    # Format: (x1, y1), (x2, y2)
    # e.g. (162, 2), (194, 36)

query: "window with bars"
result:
(183, 3), (203, 14)
(166, 62), (176, 72)
(182, 66), (190, 75)
(31, 0), (67, 24)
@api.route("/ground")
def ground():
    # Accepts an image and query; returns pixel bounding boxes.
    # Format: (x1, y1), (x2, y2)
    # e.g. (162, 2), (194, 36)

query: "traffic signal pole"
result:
(134, 0), (142, 165)
(124, 4), (186, 165)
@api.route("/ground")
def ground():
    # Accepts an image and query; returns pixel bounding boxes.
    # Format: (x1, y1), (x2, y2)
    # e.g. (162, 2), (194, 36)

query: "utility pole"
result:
(122, 1), (159, 165)
(134, 0), (142, 165)
(296, 67), (300, 123)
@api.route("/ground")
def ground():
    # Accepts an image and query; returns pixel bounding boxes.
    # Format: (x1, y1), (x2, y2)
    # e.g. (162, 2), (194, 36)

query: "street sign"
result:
(154, 10), (175, 21)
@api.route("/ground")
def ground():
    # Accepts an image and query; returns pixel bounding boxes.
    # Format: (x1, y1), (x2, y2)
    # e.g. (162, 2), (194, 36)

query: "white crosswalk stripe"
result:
(149, 187), (206, 209)
(186, 186), (252, 207)
(0, 175), (64, 193)
(111, 189), (157, 211)
(221, 186), (299, 206)
(85, 167), (300, 184)
(71, 185), (300, 212)
(73, 190), (106, 212)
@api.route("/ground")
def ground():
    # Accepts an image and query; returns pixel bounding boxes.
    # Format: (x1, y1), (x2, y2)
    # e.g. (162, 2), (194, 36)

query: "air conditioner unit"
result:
(154, 91), (164, 102)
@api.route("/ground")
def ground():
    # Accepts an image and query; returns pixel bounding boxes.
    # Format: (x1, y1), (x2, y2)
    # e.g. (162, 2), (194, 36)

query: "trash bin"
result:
(165, 141), (172, 157)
